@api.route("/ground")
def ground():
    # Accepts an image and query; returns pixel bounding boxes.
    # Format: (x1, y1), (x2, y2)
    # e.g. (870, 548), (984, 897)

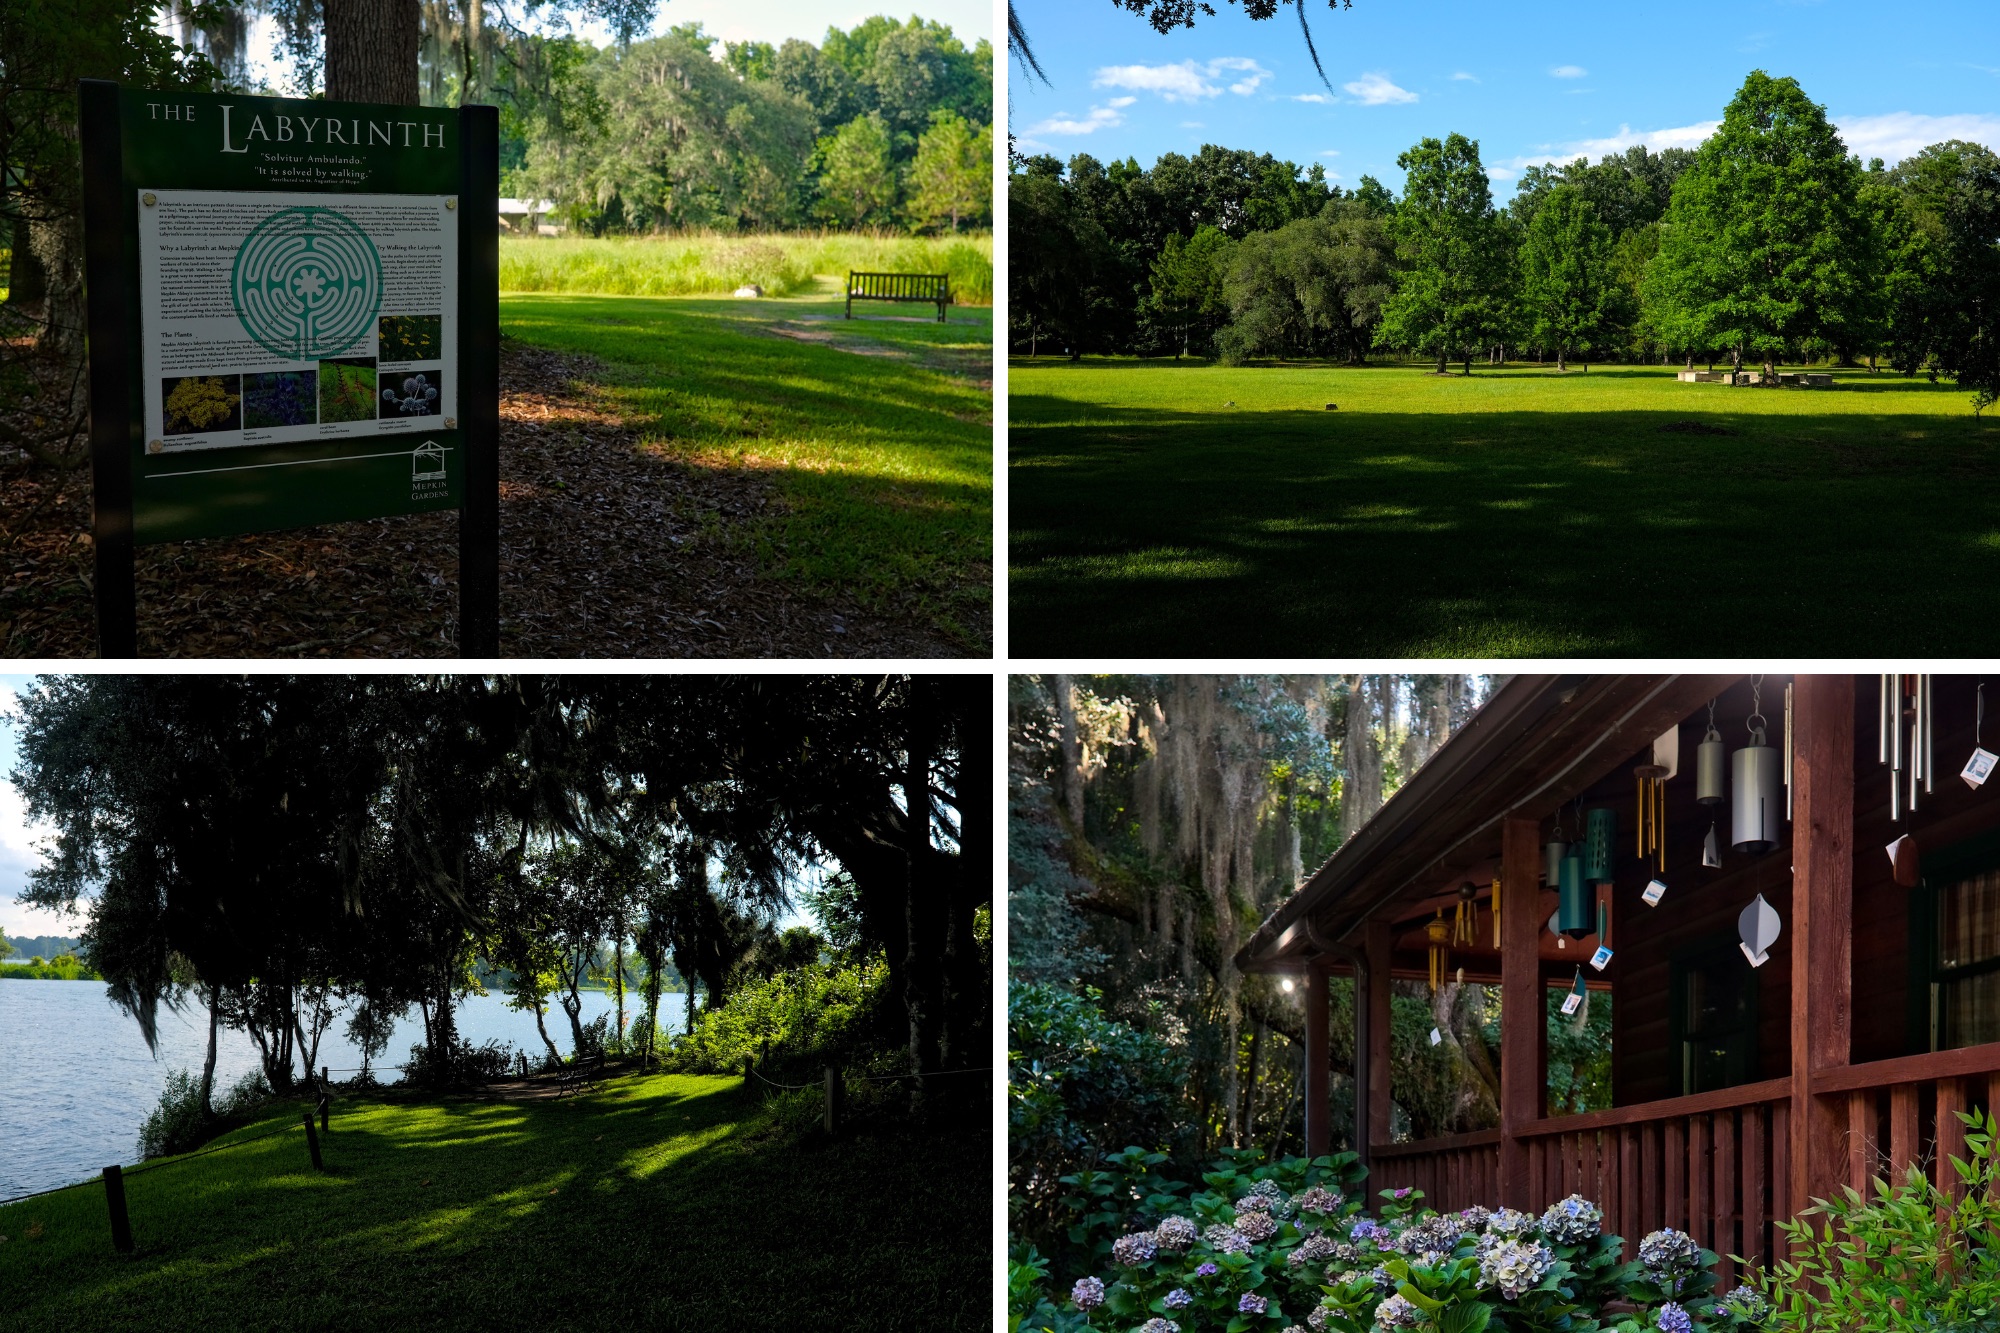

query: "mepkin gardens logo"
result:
(230, 206), (382, 360)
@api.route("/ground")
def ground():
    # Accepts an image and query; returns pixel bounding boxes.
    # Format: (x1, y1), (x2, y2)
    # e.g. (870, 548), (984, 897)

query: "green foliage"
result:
(0, 953), (100, 980)
(1216, 202), (1393, 365)
(1544, 986), (1614, 1114)
(1755, 1107), (2000, 1331)
(1147, 224), (1238, 359)
(814, 113), (898, 229)
(137, 1067), (271, 1159)
(1519, 185), (1620, 367)
(497, 231), (990, 303)
(1375, 134), (1510, 372)
(903, 110), (993, 233)
(162, 376), (239, 434)
(1647, 71), (1872, 372)
(662, 955), (889, 1077)
(317, 360), (376, 423)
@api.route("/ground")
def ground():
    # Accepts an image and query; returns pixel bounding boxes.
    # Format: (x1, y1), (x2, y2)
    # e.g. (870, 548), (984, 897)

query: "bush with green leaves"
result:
(1750, 1106), (2000, 1332)
(662, 955), (889, 1079)
(136, 1067), (273, 1159)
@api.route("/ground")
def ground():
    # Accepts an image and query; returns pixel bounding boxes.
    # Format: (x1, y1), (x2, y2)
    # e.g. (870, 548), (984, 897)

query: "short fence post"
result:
(742, 1057), (754, 1096)
(102, 1164), (133, 1254)
(302, 1112), (324, 1172)
(321, 1065), (329, 1090)
(823, 1064), (842, 1136)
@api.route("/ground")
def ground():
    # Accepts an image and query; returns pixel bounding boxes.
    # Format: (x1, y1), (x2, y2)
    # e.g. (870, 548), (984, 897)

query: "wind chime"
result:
(1965, 684), (1997, 789)
(1881, 674), (1934, 820)
(1697, 699), (1725, 868)
(1425, 908), (1451, 992)
(1636, 724), (1676, 904)
(1491, 874), (1502, 949)
(1732, 675), (1785, 854)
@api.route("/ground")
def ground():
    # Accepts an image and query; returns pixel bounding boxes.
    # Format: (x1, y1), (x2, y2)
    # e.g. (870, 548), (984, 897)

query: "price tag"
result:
(1589, 945), (1614, 971)
(1560, 990), (1583, 1016)
(1642, 878), (1668, 906)
(1962, 747), (1997, 789)
(1740, 941), (1770, 968)
(1428, 1027), (1442, 1047)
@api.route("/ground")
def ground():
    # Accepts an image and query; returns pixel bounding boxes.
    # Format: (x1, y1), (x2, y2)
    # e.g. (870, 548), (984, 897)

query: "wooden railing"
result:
(1366, 1042), (2000, 1288)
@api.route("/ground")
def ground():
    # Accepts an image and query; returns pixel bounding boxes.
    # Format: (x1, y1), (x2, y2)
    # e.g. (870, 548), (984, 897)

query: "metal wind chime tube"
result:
(1696, 699), (1726, 807)
(1784, 681), (1794, 821)
(1491, 876), (1501, 949)
(1731, 676), (1784, 855)
(1889, 674), (1906, 822)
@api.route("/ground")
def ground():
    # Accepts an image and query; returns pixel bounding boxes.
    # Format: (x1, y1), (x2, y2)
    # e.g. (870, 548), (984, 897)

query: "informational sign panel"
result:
(80, 82), (498, 656)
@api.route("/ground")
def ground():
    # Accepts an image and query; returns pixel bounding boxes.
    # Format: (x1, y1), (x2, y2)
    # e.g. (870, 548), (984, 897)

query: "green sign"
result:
(81, 81), (499, 654)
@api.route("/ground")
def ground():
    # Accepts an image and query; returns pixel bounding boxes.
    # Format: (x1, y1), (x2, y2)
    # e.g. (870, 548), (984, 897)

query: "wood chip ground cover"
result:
(2, 309), (988, 658)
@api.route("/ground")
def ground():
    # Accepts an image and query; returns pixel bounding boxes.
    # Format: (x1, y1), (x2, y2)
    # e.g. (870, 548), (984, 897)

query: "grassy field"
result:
(1009, 360), (2000, 655)
(500, 231), (993, 304)
(502, 285), (992, 646)
(0, 1072), (985, 1331)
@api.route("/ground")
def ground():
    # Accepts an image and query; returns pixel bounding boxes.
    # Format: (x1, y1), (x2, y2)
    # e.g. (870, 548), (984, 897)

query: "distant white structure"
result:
(498, 198), (563, 235)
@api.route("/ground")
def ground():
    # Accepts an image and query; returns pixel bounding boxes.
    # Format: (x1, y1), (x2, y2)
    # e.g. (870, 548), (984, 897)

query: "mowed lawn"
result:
(0, 1073), (986, 1332)
(503, 286), (992, 648)
(1009, 360), (2000, 655)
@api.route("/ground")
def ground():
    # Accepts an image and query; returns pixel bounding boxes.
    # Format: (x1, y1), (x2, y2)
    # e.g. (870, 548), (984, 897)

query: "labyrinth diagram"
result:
(230, 206), (382, 360)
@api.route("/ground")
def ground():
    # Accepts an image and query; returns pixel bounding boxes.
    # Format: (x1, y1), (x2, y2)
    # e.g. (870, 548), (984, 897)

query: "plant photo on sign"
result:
(377, 314), (441, 363)
(161, 375), (241, 436)
(241, 370), (318, 428)
(317, 358), (378, 423)
(380, 370), (442, 418)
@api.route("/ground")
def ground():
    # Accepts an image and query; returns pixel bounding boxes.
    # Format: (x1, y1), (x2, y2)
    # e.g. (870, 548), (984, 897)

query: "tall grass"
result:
(499, 231), (993, 304)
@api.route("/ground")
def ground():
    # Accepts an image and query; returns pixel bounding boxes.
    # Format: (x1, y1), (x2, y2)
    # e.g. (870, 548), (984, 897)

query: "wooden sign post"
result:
(78, 81), (499, 656)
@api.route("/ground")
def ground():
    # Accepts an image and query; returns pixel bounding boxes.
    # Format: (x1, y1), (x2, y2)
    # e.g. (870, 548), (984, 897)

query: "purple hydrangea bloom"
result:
(1236, 1211), (1280, 1243)
(1294, 1186), (1343, 1216)
(1113, 1231), (1159, 1266)
(1195, 1261), (1219, 1277)
(1657, 1302), (1693, 1333)
(1164, 1288), (1192, 1309)
(1349, 1219), (1390, 1245)
(1240, 1293), (1270, 1315)
(1153, 1216), (1199, 1251)
(1070, 1276), (1104, 1311)
(1390, 1187), (1414, 1200)
(1138, 1320), (1181, 1333)
(1375, 1294), (1424, 1328)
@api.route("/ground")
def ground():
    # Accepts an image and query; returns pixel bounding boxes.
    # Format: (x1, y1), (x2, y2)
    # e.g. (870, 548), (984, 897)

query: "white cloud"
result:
(1292, 93), (1337, 104)
(1029, 104), (1130, 135)
(1325, 171), (1344, 180)
(1451, 71), (1479, 83)
(1504, 120), (1721, 172)
(1320, 148), (1341, 156)
(1835, 111), (2000, 162)
(1343, 72), (1417, 105)
(1550, 65), (1587, 79)
(1181, 121), (1205, 128)
(1093, 57), (1269, 103)
(1486, 165), (1518, 182)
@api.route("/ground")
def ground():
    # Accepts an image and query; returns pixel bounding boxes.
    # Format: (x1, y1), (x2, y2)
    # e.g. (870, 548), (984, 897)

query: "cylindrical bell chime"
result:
(1558, 851), (1592, 938)
(1545, 837), (1568, 888)
(1696, 713), (1727, 806)
(1425, 910), (1451, 992)
(1583, 807), (1616, 883)
(1732, 732), (1784, 853)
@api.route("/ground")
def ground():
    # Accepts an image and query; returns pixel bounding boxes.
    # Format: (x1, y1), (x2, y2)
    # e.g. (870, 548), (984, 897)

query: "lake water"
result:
(0, 980), (686, 1200)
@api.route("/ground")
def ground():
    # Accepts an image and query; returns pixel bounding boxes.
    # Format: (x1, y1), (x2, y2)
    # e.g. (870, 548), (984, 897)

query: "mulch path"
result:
(0, 342), (977, 658)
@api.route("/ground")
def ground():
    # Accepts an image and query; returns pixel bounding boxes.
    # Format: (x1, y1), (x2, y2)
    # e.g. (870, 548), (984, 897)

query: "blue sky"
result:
(1007, 0), (2000, 194)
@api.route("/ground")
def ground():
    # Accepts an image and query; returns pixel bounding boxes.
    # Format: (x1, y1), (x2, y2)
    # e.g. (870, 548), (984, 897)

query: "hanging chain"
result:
(1747, 675), (1767, 740)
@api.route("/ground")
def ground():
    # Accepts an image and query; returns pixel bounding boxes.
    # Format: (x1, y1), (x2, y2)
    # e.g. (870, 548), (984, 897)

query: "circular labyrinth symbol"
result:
(231, 207), (382, 360)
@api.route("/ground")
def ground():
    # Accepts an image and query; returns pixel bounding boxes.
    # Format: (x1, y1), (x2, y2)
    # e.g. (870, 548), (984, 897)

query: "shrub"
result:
(1754, 1106), (2000, 1332)
(662, 955), (889, 1079)
(404, 1035), (517, 1086)
(136, 1069), (210, 1159)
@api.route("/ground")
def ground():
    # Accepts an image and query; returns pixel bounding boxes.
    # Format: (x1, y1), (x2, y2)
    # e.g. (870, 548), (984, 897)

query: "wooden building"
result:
(1235, 674), (2000, 1283)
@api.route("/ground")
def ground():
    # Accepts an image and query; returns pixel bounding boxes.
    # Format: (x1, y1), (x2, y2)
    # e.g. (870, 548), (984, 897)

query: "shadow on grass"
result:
(2, 1073), (986, 1332)
(1009, 396), (2000, 656)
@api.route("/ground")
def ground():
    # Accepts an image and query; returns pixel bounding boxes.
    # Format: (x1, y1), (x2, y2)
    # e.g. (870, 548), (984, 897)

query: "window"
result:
(1669, 945), (1758, 1095)
(1932, 866), (2000, 1050)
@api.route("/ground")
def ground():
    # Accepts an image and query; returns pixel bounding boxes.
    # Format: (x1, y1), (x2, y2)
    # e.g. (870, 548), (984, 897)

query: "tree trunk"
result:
(1556, 346), (1567, 373)
(323, 0), (420, 104)
(531, 1001), (563, 1067)
(200, 984), (220, 1118)
(4, 223), (47, 311)
(614, 939), (625, 1048)
(1241, 1017), (1265, 1144)
(1435, 352), (1447, 375)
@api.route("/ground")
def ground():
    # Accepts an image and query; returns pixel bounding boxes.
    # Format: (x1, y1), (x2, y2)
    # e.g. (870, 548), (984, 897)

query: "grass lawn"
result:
(0, 1072), (985, 1331)
(1009, 359), (2000, 655)
(504, 283), (992, 648)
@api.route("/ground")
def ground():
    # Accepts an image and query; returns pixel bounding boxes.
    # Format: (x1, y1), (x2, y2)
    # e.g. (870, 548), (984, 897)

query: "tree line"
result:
(13, 675), (985, 1119)
(1010, 71), (2000, 409)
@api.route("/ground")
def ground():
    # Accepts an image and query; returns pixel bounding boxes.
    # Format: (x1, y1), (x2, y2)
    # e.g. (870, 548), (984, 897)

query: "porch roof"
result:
(1235, 672), (1741, 974)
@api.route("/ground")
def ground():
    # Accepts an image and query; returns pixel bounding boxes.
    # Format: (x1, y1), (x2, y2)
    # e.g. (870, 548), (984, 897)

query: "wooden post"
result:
(742, 1057), (754, 1095)
(102, 1164), (133, 1254)
(1304, 963), (1329, 1158)
(302, 1112), (323, 1171)
(1791, 674), (1855, 1212)
(1500, 815), (1543, 1207)
(1349, 953), (1370, 1178)
(321, 1065), (329, 1088)
(1366, 918), (1393, 1154)
(823, 1065), (842, 1135)
(1936, 1078), (1966, 1199)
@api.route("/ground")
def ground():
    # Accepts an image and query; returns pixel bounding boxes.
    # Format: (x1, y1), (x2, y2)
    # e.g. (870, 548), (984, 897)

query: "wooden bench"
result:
(554, 1051), (603, 1098)
(846, 271), (950, 323)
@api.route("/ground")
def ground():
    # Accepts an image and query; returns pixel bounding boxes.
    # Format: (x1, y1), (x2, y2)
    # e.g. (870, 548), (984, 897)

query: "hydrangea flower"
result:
(1540, 1194), (1604, 1245)
(1397, 1214), (1466, 1259)
(1287, 1232), (1342, 1268)
(1195, 1261), (1219, 1277)
(1457, 1205), (1493, 1229)
(1138, 1320), (1181, 1333)
(1248, 1179), (1288, 1204)
(1239, 1293), (1270, 1315)
(1113, 1231), (1159, 1266)
(1306, 1305), (1330, 1332)
(1376, 1294), (1425, 1328)
(1389, 1187), (1415, 1201)
(1236, 1210), (1279, 1243)
(1294, 1186), (1343, 1217)
(1203, 1224), (1252, 1254)
(1639, 1228), (1700, 1273)
(1721, 1284), (1771, 1323)
(1164, 1289), (1193, 1310)
(1480, 1238), (1555, 1299)
(1070, 1276), (1104, 1311)
(1237, 1193), (1278, 1214)
(1369, 1266), (1397, 1296)
(1485, 1207), (1537, 1239)
(1349, 1219), (1391, 1245)
(1657, 1302), (1693, 1333)
(1153, 1216), (1199, 1251)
